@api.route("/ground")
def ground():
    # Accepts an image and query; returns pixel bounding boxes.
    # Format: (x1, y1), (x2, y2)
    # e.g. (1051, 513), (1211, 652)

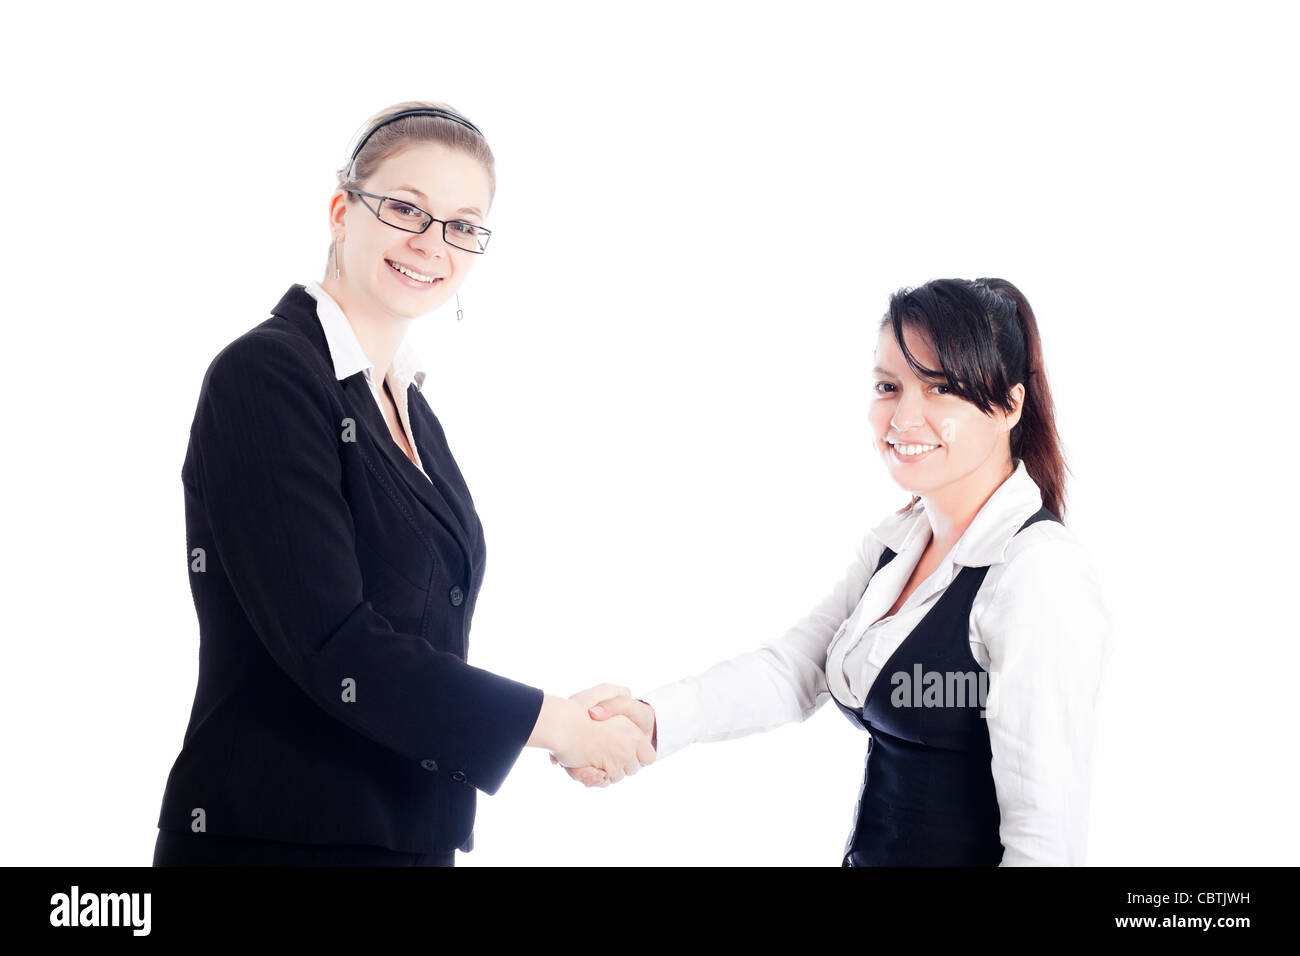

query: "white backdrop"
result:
(2, 0), (1296, 866)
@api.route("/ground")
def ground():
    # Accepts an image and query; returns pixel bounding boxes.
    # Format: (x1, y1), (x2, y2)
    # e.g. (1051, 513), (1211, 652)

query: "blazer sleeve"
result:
(638, 530), (880, 759)
(188, 332), (545, 796)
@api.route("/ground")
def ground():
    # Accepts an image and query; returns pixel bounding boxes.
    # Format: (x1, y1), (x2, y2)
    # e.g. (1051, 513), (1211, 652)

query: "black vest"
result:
(832, 506), (1060, 866)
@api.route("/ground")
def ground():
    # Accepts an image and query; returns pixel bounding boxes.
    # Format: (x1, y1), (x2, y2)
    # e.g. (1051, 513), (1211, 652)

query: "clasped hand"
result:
(548, 683), (657, 787)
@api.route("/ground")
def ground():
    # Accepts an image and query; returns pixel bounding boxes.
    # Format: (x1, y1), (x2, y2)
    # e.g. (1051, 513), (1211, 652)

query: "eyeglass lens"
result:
(378, 198), (489, 252)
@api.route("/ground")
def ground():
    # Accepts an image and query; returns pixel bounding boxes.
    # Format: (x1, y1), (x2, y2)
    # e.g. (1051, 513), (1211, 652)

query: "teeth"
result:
(388, 259), (437, 283)
(893, 442), (938, 456)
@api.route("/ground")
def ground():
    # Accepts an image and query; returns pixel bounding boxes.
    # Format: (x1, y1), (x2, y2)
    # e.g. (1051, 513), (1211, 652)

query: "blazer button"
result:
(451, 770), (467, 783)
(449, 585), (464, 606)
(421, 759), (438, 771)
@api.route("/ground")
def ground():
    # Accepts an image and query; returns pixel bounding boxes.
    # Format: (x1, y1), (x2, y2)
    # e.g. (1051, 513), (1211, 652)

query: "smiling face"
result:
(868, 321), (1024, 501)
(329, 142), (493, 318)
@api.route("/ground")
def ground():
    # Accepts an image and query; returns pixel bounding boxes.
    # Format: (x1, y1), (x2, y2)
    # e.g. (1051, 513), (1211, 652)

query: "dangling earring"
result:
(456, 292), (463, 322)
(333, 236), (343, 281)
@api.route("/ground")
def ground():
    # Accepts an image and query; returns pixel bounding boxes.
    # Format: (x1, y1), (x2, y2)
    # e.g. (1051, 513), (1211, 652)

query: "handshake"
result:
(537, 683), (658, 787)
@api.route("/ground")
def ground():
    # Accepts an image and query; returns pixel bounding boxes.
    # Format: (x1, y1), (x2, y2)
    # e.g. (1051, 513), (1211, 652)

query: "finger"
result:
(562, 763), (602, 784)
(568, 765), (596, 783)
(588, 697), (637, 721)
(570, 683), (632, 709)
(589, 700), (654, 739)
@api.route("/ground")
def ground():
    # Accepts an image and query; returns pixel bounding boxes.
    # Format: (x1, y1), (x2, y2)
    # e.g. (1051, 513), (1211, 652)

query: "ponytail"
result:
(976, 278), (1069, 520)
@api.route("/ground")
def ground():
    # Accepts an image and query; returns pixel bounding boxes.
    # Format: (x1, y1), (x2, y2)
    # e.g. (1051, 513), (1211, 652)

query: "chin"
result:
(381, 287), (446, 315)
(889, 474), (924, 494)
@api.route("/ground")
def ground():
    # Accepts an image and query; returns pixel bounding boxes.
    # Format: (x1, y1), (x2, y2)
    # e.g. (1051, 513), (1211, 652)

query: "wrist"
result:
(637, 698), (658, 752)
(528, 694), (586, 752)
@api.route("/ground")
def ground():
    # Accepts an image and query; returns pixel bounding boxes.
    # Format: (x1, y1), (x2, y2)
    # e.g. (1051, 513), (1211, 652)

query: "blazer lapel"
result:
(341, 374), (475, 549)
(269, 284), (475, 565)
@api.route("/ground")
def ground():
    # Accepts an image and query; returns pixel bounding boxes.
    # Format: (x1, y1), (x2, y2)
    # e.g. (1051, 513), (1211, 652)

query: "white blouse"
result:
(302, 279), (432, 483)
(639, 459), (1116, 865)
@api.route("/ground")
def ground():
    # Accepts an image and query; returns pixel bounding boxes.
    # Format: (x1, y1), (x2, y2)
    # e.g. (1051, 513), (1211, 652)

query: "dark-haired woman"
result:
(569, 277), (1116, 866)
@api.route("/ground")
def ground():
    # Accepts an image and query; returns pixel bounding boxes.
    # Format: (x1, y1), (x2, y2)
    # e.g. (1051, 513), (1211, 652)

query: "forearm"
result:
(639, 537), (877, 760)
(640, 642), (829, 760)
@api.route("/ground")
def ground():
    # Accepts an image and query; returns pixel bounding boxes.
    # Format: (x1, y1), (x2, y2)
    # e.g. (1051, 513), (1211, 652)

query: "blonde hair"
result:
(327, 99), (496, 269)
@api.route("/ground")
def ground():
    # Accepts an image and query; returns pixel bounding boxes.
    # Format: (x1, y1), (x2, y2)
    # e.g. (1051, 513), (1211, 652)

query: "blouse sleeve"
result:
(975, 535), (1117, 865)
(639, 531), (883, 760)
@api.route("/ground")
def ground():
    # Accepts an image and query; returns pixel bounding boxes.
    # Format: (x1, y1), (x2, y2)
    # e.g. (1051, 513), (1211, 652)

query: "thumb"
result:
(588, 696), (633, 720)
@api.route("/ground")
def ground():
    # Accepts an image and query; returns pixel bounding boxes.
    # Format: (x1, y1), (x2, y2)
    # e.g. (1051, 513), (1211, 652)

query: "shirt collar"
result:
(302, 279), (427, 393)
(868, 458), (1045, 567)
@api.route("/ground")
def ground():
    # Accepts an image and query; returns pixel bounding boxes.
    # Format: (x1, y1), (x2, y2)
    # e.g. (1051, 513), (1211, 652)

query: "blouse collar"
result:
(302, 279), (427, 393)
(868, 458), (1047, 567)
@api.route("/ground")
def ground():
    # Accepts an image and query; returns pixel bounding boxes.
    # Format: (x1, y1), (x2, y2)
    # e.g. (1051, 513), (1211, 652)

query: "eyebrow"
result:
(873, 363), (946, 381)
(389, 184), (483, 219)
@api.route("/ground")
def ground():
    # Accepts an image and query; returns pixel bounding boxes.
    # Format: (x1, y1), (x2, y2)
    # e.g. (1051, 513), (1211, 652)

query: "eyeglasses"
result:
(346, 189), (492, 254)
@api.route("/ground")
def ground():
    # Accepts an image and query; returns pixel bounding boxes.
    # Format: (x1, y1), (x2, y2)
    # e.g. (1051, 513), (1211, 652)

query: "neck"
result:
(319, 274), (410, 388)
(918, 454), (1017, 551)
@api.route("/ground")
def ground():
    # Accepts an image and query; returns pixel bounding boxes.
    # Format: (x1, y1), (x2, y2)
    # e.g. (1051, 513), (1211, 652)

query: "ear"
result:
(1005, 383), (1026, 431)
(328, 189), (349, 232)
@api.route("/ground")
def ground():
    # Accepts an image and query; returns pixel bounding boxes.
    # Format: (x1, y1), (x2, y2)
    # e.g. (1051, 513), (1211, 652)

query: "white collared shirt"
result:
(639, 459), (1116, 865)
(302, 280), (432, 482)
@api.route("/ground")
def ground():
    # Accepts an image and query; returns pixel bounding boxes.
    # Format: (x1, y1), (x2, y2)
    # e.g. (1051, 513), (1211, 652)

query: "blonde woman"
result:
(153, 102), (653, 867)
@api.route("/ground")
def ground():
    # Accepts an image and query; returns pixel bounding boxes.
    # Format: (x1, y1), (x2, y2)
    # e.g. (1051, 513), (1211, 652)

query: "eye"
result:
(873, 382), (897, 394)
(391, 202), (422, 218)
(448, 220), (477, 236)
(932, 384), (952, 395)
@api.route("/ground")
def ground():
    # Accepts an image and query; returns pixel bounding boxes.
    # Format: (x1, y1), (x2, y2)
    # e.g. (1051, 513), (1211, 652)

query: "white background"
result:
(2, 0), (1296, 866)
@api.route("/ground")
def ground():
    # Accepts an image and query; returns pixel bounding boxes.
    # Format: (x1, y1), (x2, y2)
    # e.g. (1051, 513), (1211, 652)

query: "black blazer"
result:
(156, 283), (545, 854)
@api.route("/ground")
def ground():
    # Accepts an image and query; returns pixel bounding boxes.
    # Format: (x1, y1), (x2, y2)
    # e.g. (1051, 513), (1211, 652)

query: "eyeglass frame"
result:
(344, 188), (492, 254)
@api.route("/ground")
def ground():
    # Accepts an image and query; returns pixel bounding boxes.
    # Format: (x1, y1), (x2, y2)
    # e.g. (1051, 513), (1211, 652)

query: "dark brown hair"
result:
(882, 277), (1069, 521)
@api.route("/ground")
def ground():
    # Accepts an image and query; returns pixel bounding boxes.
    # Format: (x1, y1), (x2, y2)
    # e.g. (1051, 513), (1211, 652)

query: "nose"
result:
(890, 390), (928, 434)
(408, 223), (450, 259)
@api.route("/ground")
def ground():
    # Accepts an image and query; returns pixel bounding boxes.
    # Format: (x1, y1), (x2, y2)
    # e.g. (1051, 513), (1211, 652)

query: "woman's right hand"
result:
(557, 709), (653, 784)
(529, 694), (655, 784)
(547, 689), (658, 787)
